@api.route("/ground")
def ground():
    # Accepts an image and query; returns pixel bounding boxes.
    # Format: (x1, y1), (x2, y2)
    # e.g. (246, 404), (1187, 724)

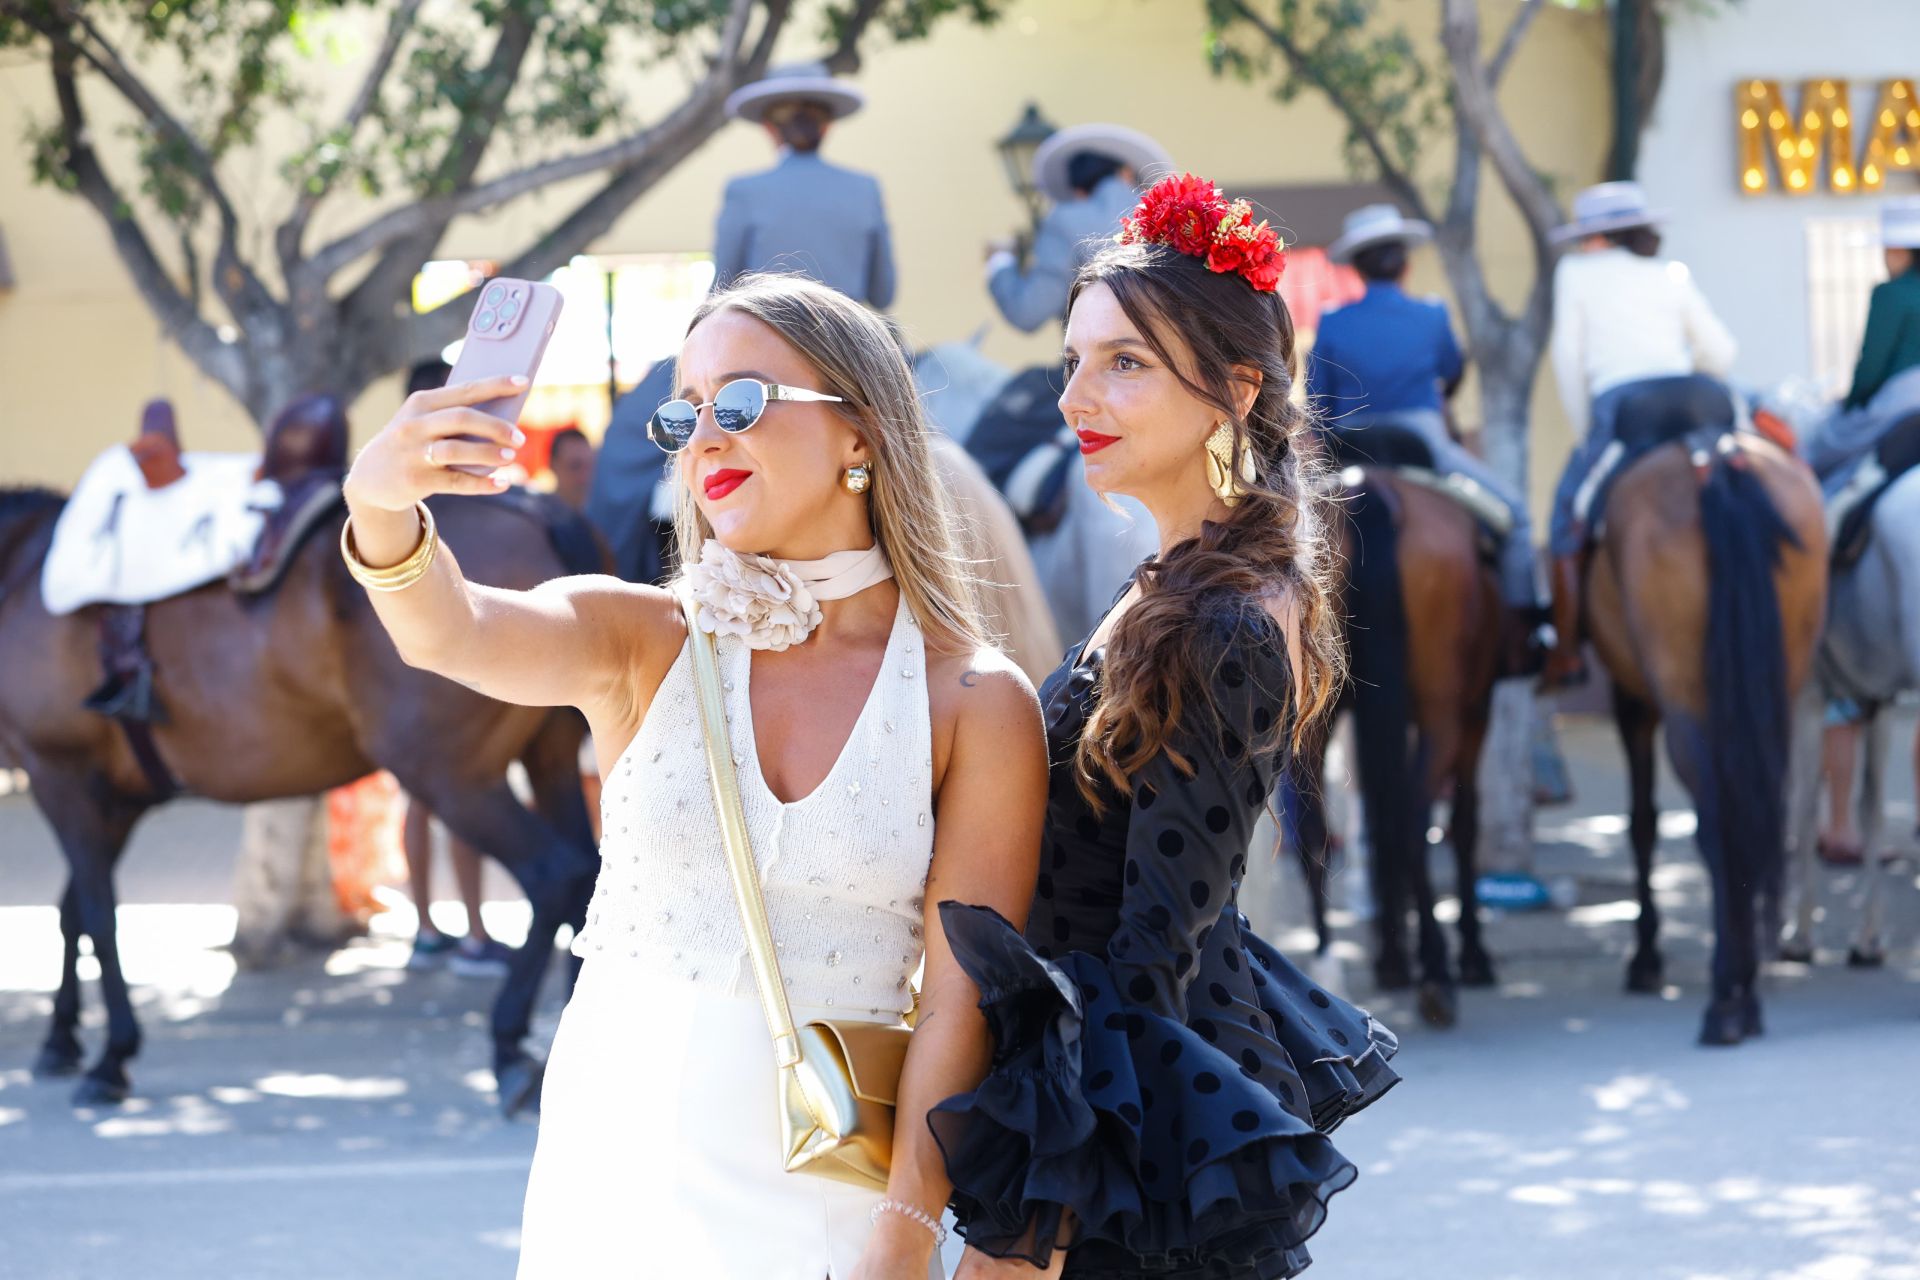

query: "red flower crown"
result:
(1116, 173), (1286, 293)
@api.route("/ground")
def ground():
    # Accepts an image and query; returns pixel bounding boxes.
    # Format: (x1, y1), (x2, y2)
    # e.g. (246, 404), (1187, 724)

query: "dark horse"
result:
(1285, 461), (1504, 1029)
(0, 486), (602, 1106)
(1583, 395), (1825, 1045)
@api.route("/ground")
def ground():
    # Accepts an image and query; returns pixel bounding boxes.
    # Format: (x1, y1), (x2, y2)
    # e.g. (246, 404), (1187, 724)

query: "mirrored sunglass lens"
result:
(649, 400), (698, 449)
(712, 381), (766, 433)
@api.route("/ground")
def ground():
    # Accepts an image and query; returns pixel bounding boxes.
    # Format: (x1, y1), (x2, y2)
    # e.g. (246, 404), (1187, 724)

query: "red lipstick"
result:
(703, 468), (752, 501)
(1076, 429), (1121, 456)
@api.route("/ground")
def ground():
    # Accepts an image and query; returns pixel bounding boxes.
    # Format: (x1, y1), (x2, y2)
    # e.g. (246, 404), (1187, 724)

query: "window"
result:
(1806, 216), (1885, 393)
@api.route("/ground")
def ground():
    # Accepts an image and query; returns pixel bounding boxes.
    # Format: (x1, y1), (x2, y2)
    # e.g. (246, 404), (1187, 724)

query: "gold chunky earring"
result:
(843, 463), (872, 495)
(1204, 421), (1255, 507)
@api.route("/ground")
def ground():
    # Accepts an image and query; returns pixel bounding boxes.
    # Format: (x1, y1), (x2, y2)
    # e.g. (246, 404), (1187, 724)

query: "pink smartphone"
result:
(443, 277), (565, 475)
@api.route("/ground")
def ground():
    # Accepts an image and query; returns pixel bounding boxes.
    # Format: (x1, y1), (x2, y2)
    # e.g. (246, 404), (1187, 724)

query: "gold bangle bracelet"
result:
(341, 501), (440, 592)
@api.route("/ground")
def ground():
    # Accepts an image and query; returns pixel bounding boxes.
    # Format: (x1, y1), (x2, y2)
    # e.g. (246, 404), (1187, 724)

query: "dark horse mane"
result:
(0, 486), (67, 581)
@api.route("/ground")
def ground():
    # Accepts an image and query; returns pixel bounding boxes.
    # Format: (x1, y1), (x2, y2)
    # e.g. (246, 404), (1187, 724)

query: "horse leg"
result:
(29, 768), (147, 1104)
(31, 878), (86, 1078)
(422, 776), (594, 1118)
(1279, 756), (1333, 959)
(1452, 710), (1496, 989)
(1778, 680), (1827, 963)
(1849, 708), (1890, 967)
(1615, 688), (1665, 995)
(1406, 736), (1456, 1028)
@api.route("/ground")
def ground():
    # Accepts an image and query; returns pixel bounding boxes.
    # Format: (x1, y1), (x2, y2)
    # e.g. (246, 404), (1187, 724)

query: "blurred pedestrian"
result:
(1542, 181), (1737, 687)
(713, 62), (896, 308)
(985, 122), (1171, 333)
(546, 426), (596, 513)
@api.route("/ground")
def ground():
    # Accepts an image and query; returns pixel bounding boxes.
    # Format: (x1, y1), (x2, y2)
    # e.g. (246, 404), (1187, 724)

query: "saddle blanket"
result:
(41, 446), (276, 616)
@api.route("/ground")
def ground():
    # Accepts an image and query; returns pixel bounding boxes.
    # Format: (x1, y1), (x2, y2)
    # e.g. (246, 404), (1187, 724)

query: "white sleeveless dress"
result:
(517, 595), (950, 1279)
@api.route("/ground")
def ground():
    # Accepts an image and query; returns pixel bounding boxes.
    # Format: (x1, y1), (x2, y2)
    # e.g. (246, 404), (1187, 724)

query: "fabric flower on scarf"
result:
(685, 539), (822, 651)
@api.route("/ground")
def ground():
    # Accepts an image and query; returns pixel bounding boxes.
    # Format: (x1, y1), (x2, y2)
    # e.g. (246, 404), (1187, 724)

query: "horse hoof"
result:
(1458, 951), (1498, 988)
(1697, 1002), (1747, 1047)
(31, 1045), (83, 1079)
(71, 1074), (130, 1107)
(1417, 982), (1458, 1029)
(1373, 956), (1414, 991)
(1624, 956), (1663, 994)
(1777, 942), (1814, 965)
(497, 1057), (545, 1119)
(1847, 947), (1885, 969)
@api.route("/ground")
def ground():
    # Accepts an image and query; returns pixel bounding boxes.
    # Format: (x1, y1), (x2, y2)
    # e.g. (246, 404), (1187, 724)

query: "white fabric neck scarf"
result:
(685, 539), (894, 651)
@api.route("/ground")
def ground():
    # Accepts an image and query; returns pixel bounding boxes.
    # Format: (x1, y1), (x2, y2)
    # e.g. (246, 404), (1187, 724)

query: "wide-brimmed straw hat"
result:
(1032, 123), (1173, 205)
(725, 62), (866, 124)
(1550, 181), (1667, 245)
(1327, 203), (1434, 264)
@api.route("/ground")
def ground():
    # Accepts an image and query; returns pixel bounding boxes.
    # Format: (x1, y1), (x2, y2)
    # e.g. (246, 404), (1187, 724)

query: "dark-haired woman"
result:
(713, 62), (896, 309)
(934, 174), (1401, 1280)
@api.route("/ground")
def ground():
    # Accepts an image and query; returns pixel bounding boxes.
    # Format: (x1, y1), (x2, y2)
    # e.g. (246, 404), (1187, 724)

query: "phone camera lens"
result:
(484, 284), (505, 305)
(499, 298), (520, 322)
(474, 310), (498, 333)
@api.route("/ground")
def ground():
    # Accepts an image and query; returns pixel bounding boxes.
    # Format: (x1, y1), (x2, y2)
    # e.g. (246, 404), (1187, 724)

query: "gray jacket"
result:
(989, 174), (1138, 332)
(712, 151), (896, 309)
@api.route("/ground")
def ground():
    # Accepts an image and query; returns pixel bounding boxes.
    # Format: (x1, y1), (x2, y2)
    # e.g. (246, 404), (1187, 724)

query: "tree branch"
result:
(1488, 0), (1545, 88)
(277, 0), (422, 278)
(43, 6), (280, 328)
(46, 47), (246, 396)
(311, 0), (770, 285)
(1220, 0), (1433, 223)
(823, 0), (884, 74)
(1440, 0), (1561, 256)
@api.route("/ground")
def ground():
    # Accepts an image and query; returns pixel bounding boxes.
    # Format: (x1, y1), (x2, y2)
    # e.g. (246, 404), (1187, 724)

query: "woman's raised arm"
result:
(341, 375), (681, 721)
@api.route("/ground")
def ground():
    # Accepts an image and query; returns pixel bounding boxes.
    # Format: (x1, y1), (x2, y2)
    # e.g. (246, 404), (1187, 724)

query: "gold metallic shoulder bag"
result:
(679, 589), (913, 1191)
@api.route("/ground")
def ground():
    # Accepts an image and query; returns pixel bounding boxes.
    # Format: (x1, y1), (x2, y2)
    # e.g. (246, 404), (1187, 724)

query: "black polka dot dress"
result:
(932, 595), (1400, 1279)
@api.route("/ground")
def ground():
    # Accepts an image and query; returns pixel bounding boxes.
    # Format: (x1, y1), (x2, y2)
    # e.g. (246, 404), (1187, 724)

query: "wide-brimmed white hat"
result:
(1326, 203), (1433, 264)
(725, 62), (866, 124)
(1551, 181), (1667, 245)
(1882, 197), (1920, 249)
(1032, 124), (1173, 205)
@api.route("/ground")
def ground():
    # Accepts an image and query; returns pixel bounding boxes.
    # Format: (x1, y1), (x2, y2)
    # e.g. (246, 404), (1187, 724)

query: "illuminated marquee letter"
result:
(1860, 79), (1920, 191)
(1737, 78), (1857, 195)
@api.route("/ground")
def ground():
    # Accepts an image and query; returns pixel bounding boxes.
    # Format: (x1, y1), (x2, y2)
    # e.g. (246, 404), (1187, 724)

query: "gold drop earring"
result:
(1204, 422), (1255, 507)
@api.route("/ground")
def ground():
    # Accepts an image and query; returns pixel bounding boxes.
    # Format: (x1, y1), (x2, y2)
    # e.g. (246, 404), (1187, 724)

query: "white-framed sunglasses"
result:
(647, 378), (847, 453)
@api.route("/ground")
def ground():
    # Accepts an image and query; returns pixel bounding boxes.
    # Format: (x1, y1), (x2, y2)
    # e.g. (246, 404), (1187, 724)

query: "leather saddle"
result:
(230, 393), (351, 597)
(1575, 375), (1737, 538)
(1316, 422), (1514, 543)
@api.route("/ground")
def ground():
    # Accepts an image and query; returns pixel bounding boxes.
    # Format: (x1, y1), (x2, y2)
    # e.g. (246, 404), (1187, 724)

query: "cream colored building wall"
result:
(0, 0), (1607, 516)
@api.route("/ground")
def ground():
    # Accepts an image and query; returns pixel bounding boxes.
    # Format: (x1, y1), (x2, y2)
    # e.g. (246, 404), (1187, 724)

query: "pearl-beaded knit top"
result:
(572, 595), (933, 1018)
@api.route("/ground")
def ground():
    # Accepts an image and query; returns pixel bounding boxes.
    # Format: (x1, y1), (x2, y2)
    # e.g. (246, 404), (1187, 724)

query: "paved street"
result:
(3, 714), (1918, 1280)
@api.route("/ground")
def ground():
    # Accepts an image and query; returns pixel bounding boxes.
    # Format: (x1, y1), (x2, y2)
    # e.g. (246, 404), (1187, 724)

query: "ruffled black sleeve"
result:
(930, 605), (1401, 1279)
(1105, 609), (1287, 1023)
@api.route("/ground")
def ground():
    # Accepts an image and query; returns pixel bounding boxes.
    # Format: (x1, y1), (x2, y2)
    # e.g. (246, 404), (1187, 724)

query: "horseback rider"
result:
(712, 62), (896, 308)
(1542, 182), (1738, 687)
(1802, 197), (1920, 498)
(1308, 203), (1551, 670)
(984, 122), (1172, 331)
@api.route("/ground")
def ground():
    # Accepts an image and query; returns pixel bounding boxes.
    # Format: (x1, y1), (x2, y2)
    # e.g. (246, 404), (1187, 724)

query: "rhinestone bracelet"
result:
(870, 1198), (948, 1247)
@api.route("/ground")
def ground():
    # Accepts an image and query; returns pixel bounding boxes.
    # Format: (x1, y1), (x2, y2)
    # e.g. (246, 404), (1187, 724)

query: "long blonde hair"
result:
(670, 273), (987, 658)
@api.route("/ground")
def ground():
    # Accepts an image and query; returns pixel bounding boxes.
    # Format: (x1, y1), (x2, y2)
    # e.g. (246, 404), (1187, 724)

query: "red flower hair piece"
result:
(1117, 173), (1286, 293)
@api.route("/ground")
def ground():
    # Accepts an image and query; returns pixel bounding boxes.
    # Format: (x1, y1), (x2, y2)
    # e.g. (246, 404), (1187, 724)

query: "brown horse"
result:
(0, 486), (602, 1107)
(1585, 427), (1825, 1045)
(1284, 466), (1504, 1028)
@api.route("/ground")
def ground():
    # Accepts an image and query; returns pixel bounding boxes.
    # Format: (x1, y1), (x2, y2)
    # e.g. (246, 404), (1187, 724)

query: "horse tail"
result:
(1698, 453), (1800, 911)
(1343, 482), (1413, 896)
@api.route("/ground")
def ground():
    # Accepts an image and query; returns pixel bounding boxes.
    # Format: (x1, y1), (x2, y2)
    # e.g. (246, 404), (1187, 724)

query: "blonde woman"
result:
(340, 274), (1048, 1279)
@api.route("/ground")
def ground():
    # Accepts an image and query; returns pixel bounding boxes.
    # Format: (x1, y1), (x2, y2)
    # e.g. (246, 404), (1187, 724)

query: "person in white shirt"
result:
(1543, 182), (1738, 686)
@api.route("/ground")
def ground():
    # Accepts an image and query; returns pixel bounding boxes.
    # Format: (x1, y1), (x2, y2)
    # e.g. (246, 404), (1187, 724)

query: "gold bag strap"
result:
(678, 589), (805, 1070)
